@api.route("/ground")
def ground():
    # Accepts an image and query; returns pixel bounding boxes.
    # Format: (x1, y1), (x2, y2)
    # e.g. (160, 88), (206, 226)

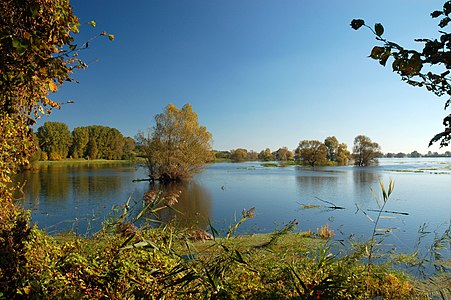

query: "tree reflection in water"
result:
(144, 181), (212, 230)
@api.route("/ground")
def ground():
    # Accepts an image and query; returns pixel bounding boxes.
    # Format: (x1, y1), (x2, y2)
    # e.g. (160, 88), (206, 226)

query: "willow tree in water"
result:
(138, 104), (213, 182)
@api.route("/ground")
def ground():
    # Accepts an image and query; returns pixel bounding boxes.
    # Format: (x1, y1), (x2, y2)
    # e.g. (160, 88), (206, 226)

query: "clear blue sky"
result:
(40, 0), (449, 154)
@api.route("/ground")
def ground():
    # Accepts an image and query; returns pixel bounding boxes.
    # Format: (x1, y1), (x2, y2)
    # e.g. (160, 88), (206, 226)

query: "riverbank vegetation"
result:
(37, 159), (139, 167)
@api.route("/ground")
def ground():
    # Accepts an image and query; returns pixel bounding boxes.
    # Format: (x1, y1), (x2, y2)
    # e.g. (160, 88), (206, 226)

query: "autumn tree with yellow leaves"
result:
(137, 104), (213, 182)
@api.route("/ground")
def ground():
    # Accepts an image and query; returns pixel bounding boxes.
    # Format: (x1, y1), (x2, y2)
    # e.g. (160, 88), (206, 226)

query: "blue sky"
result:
(41, 0), (449, 154)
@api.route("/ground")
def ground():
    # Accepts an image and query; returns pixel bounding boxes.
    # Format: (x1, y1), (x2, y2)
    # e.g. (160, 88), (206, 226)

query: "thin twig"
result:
(314, 196), (346, 210)
(366, 209), (409, 215)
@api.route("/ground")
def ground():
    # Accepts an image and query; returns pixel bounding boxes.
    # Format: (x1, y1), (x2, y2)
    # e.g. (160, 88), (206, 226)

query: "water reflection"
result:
(12, 159), (451, 249)
(352, 168), (380, 185)
(296, 173), (339, 198)
(146, 181), (212, 229)
(13, 164), (144, 233)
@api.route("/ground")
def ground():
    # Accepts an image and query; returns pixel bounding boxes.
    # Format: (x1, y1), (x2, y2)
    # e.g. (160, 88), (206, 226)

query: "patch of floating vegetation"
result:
(261, 163), (278, 168)
(236, 166), (256, 170)
(389, 169), (450, 175)
(300, 204), (321, 209)
(388, 169), (424, 173)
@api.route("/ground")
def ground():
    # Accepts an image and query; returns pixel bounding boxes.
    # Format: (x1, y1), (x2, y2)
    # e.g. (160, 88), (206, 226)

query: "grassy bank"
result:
(37, 158), (142, 167)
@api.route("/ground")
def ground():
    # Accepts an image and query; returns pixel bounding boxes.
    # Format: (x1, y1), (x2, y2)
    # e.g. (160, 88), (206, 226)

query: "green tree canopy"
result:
(36, 122), (72, 160)
(323, 136), (351, 166)
(230, 148), (248, 162)
(137, 104), (213, 182)
(70, 125), (129, 160)
(410, 150), (422, 158)
(295, 140), (328, 167)
(123, 136), (137, 160)
(258, 148), (273, 161)
(324, 136), (339, 162)
(214, 150), (232, 161)
(273, 147), (294, 161)
(352, 135), (382, 166)
(352, 1), (451, 147)
(70, 127), (90, 159)
(336, 143), (351, 166)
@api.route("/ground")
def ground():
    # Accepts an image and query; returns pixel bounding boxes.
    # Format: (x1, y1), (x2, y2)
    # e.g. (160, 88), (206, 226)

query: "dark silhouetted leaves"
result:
(370, 46), (384, 59)
(380, 49), (391, 66)
(351, 19), (365, 30)
(375, 23), (384, 37)
(439, 16), (451, 28)
(429, 127), (451, 146)
(353, 3), (451, 147)
(444, 1), (451, 15)
(431, 10), (443, 18)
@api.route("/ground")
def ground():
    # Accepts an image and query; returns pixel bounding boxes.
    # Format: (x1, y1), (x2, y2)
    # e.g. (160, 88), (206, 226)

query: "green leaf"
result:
(29, 3), (40, 16)
(375, 23), (384, 37)
(88, 20), (96, 27)
(12, 39), (21, 49)
(12, 39), (27, 53)
(108, 34), (115, 41)
(350, 19), (365, 30)
(234, 250), (246, 264)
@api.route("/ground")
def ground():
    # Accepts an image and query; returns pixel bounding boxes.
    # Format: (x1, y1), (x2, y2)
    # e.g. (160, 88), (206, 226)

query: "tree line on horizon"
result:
(34, 120), (450, 167)
(34, 122), (136, 161)
(384, 150), (451, 158)
(215, 135), (383, 166)
(218, 139), (451, 165)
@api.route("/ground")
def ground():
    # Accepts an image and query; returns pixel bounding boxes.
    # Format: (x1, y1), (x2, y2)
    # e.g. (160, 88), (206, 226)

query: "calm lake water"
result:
(14, 158), (450, 252)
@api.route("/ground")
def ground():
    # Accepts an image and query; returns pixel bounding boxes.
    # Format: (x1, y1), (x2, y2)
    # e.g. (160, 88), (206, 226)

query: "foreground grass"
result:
(3, 222), (448, 300)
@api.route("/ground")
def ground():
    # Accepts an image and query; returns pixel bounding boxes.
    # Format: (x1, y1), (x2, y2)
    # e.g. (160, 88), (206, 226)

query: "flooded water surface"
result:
(15, 158), (451, 251)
